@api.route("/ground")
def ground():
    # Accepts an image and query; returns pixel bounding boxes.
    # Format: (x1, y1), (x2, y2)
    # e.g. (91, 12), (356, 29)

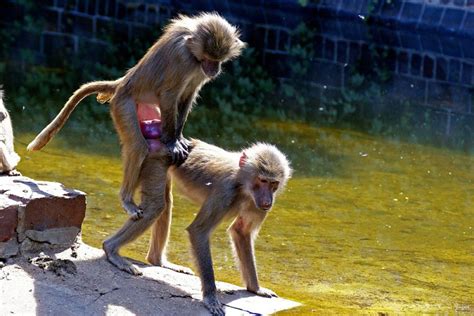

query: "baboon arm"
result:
(158, 91), (178, 145)
(229, 215), (261, 292)
(187, 196), (231, 296)
(175, 94), (195, 139)
(159, 91), (188, 164)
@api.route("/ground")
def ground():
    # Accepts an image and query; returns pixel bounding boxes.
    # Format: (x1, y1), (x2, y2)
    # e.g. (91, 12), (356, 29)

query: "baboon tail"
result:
(27, 80), (118, 151)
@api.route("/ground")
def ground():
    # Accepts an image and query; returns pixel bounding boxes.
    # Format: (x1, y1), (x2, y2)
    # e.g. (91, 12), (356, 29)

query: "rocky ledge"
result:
(0, 175), (86, 258)
(0, 176), (300, 314)
(0, 241), (300, 315)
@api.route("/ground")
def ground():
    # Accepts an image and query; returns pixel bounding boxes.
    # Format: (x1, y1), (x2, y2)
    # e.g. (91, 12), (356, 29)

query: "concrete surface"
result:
(0, 242), (300, 315)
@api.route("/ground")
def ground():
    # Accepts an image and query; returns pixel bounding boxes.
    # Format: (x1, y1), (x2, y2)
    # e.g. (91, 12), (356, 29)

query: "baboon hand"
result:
(203, 294), (225, 316)
(122, 200), (144, 221)
(166, 139), (189, 166)
(128, 208), (144, 221)
(178, 136), (192, 151)
(249, 287), (278, 298)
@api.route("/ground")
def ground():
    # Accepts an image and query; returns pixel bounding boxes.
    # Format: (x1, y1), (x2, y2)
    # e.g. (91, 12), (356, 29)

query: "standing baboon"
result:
(104, 139), (292, 315)
(27, 13), (245, 220)
(0, 90), (21, 176)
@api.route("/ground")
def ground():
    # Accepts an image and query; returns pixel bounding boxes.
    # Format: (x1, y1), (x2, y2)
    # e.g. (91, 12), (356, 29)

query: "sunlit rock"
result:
(0, 175), (86, 258)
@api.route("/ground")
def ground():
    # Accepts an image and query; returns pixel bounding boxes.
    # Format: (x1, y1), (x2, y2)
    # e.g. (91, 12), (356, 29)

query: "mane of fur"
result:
(239, 143), (292, 193)
(169, 12), (245, 61)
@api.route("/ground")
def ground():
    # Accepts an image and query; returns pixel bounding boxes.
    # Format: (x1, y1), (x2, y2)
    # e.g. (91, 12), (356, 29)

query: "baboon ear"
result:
(237, 39), (247, 49)
(185, 35), (201, 58)
(239, 152), (248, 168)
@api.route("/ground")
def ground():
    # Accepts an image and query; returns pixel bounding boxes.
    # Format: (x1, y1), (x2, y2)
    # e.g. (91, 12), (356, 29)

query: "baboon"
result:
(104, 139), (292, 315)
(0, 90), (21, 176)
(27, 13), (245, 219)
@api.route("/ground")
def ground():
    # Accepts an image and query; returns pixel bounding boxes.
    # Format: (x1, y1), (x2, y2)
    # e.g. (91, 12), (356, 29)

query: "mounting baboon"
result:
(27, 13), (246, 219)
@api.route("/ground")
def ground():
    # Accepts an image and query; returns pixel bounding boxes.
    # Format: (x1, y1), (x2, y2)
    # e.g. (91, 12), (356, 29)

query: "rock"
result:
(29, 254), (77, 277)
(0, 242), (301, 315)
(0, 175), (86, 258)
(25, 227), (80, 245)
(0, 198), (20, 242)
(0, 238), (19, 258)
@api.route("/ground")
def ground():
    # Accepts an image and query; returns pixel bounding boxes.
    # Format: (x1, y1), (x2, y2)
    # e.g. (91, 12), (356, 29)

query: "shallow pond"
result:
(14, 120), (473, 314)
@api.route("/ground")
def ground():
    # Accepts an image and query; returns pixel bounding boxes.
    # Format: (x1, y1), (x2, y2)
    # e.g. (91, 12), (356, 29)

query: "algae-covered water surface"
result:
(15, 121), (473, 314)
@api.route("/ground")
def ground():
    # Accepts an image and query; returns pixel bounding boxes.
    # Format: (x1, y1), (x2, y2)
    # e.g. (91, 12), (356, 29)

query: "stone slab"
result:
(0, 205), (18, 242)
(0, 242), (300, 315)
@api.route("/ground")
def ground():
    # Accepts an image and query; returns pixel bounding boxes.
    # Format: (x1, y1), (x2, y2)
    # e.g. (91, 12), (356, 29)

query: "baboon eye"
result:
(260, 178), (268, 183)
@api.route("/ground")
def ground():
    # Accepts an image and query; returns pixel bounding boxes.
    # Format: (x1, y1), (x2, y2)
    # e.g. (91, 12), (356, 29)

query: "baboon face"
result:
(200, 56), (222, 78)
(251, 176), (280, 211)
(186, 14), (246, 79)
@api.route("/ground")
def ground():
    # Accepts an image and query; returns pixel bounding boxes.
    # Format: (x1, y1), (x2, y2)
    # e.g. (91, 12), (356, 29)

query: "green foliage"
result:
(280, 23), (315, 110)
(187, 48), (278, 146)
(1, 3), (470, 152)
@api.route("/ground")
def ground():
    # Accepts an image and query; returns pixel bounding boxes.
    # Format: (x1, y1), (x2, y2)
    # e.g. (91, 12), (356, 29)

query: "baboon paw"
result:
(203, 296), (224, 316)
(7, 170), (21, 176)
(126, 264), (143, 276)
(103, 249), (142, 276)
(123, 204), (143, 221)
(251, 287), (278, 298)
(129, 209), (144, 221)
(166, 140), (189, 166)
(176, 266), (194, 275)
(161, 262), (194, 275)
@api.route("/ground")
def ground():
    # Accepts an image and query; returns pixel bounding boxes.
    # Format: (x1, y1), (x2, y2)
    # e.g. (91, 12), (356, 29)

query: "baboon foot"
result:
(160, 261), (194, 275)
(103, 241), (142, 276)
(146, 255), (194, 275)
(203, 294), (225, 316)
(5, 169), (21, 176)
(249, 286), (278, 298)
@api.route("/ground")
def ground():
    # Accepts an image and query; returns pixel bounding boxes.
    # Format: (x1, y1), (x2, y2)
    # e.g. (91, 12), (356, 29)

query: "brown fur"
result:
(27, 13), (245, 219)
(103, 139), (291, 314)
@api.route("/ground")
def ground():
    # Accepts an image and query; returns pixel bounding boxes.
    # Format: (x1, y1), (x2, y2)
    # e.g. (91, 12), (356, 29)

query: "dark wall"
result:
(1, 0), (473, 141)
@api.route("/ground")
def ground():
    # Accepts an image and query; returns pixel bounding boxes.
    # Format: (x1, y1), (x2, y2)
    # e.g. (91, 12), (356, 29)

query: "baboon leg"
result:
(110, 93), (149, 220)
(146, 177), (172, 265)
(103, 157), (167, 276)
(146, 178), (194, 274)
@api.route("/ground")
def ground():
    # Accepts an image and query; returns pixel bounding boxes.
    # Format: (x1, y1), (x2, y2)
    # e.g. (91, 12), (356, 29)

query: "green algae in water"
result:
(14, 122), (473, 314)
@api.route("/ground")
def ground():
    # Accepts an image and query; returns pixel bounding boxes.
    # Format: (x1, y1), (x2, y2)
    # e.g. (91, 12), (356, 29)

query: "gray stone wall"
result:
(1, 0), (473, 140)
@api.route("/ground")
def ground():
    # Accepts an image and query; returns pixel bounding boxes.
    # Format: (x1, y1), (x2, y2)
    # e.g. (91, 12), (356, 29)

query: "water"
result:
(13, 119), (473, 314)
